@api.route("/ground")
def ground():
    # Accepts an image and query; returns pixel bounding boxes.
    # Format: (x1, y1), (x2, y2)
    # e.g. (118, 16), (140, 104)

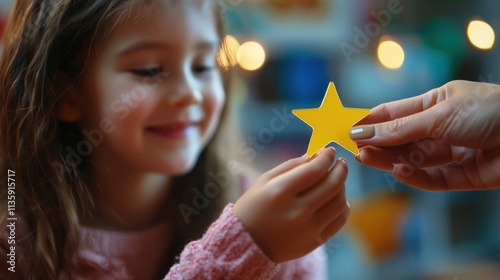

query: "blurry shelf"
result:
(236, 99), (323, 138)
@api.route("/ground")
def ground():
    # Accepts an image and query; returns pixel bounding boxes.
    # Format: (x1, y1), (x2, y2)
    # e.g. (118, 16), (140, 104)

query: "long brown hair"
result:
(0, 0), (236, 278)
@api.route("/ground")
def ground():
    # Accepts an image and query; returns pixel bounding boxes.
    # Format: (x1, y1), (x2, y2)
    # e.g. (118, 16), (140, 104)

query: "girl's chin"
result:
(157, 158), (198, 176)
(141, 150), (202, 175)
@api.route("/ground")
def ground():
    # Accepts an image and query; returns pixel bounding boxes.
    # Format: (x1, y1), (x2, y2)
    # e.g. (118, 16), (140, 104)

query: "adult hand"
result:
(350, 80), (500, 191)
(234, 147), (349, 263)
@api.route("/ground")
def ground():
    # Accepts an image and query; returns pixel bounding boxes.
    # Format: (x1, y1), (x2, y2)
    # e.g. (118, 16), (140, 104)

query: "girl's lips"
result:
(146, 122), (197, 139)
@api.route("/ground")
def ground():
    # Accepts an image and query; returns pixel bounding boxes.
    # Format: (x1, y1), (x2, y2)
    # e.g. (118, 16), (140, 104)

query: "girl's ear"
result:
(53, 71), (83, 123)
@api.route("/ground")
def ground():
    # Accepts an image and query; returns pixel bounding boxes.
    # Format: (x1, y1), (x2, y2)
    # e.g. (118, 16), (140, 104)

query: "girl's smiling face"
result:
(76, 0), (225, 175)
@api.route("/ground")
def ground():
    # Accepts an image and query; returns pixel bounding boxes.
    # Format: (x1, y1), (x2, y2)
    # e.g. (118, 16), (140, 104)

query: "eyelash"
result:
(131, 67), (162, 77)
(193, 65), (214, 74)
(131, 64), (214, 77)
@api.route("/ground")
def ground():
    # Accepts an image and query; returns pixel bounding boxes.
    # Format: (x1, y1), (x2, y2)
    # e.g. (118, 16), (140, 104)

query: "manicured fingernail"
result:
(350, 125), (374, 140)
(339, 157), (347, 165)
(346, 200), (351, 208)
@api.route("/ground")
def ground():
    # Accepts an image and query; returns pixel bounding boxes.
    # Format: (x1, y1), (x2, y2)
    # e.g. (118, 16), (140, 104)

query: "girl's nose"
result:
(167, 72), (203, 106)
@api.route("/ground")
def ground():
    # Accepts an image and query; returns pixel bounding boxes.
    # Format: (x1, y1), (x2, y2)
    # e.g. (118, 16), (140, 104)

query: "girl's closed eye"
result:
(193, 64), (215, 74)
(131, 67), (162, 77)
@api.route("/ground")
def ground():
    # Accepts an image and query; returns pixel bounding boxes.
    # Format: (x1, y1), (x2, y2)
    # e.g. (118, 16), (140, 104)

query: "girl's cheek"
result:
(214, 95), (225, 120)
(204, 90), (225, 135)
(215, 82), (226, 111)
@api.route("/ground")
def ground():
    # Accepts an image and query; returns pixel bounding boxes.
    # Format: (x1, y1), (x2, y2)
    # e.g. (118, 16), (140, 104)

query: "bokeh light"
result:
(377, 40), (405, 69)
(237, 41), (266, 71)
(218, 35), (240, 68)
(467, 20), (495, 50)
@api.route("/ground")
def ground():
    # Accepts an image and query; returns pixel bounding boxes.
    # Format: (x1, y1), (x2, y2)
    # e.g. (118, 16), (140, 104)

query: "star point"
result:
(292, 82), (370, 156)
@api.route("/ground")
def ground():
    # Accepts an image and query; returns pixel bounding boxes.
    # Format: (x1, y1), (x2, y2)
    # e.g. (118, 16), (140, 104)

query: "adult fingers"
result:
(352, 80), (500, 148)
(391, 164), (481, 191)
(355, 87), (441, 126)
(350, 102), (449, 147)
(356, 142), (454, 171)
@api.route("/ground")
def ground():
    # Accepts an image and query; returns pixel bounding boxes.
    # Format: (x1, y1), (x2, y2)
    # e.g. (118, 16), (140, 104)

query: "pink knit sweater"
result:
(1, 204), (326, 279)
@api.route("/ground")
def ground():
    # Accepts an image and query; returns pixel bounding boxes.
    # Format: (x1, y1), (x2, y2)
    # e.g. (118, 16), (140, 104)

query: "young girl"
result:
(0, 0), (350, 279)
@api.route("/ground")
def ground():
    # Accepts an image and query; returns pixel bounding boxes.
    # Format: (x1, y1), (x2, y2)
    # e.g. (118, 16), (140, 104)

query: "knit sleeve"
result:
(271, 246), (328, 280)
(238, 174), (329, 279)
(164, 204), (279, 279)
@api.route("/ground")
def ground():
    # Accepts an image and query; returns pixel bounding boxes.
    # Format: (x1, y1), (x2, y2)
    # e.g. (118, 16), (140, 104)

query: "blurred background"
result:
(220, 1), (500, 279)
(1, 0), (499, 279)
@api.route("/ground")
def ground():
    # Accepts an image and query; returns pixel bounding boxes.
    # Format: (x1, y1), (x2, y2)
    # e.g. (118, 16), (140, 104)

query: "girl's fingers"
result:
(259, 153), (310, 182)
(302, 158), (347, 211)
(271, 147), (336, 194)
(313, 189), (347, 229)
(319, 207), (350, 241)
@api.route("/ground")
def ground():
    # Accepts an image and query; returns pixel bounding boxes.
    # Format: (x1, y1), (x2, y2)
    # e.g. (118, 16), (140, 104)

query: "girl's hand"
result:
(350, 80), (500, 191)
(234, 147), (349, 263)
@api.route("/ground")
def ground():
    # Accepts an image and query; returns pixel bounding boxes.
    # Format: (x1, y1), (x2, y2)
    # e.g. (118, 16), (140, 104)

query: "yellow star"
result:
(292, 82), (370, 156)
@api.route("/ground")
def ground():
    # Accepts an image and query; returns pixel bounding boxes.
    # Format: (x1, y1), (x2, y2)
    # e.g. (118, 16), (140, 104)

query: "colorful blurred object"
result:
(420, 17), (467, 72)
(268, 0), (323, 10)
(349, 192), (412, 260)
